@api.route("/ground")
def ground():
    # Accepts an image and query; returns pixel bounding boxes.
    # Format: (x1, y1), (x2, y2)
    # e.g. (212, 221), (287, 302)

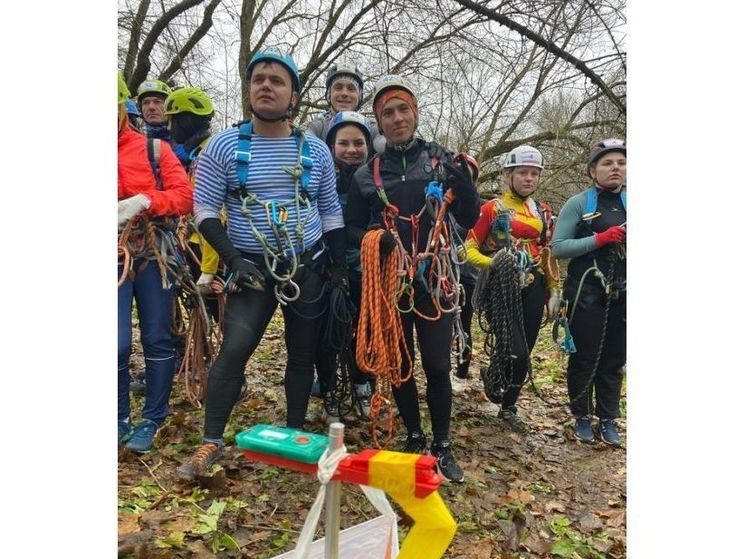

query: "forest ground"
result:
(118, 311), (626, 559)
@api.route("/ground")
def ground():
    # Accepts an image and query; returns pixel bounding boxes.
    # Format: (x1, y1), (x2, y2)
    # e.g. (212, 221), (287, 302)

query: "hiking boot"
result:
(573, 416), (595, 443)
(455, 352), (471, 379)
(399, 431), (427, 454)
(431, 441), (465, 483)
(498, 407), (529, 434)
(322, 392), (340, 423)
(310, 377), (322, 398)
(118, 418), (133, 445)
(125, 419), (158, 453)
(353, 383), (372, 419)
(599, 419), (622, 447)
(129, 371), (146, 395)
(177, 443), (224, 481)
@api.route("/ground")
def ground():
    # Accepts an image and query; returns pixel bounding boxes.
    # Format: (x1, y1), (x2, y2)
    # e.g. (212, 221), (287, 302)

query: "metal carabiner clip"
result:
(275, 278), (301, 305)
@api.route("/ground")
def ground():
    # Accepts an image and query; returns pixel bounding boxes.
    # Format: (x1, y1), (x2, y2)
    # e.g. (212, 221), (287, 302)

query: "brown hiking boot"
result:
(176, 443), (223, 481)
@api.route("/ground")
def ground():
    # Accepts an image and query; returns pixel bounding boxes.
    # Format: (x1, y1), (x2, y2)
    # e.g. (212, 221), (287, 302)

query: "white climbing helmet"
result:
(504, 145), (544, 170)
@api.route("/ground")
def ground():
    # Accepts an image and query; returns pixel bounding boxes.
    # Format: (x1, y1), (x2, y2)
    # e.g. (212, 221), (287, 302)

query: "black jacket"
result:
(344, 138), (480, 252)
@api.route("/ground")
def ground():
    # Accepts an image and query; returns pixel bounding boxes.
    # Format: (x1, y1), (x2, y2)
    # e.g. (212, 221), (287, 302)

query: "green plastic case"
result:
(235, 424), (330, 464)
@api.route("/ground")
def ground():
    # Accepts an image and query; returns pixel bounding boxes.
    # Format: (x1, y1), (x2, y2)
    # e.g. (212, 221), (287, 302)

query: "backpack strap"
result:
(147, 138), (164, 190)
(584, 186), (627, 215)
(584, 186), (598, 216)
(294, 128), (314, 196)
(536, 200), (555, 246)
(234, 121), (253, 198)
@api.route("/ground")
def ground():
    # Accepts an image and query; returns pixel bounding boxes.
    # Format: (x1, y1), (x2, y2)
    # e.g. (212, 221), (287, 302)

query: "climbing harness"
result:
(233, 120), (315, 305)
(370, 150), (465, 321)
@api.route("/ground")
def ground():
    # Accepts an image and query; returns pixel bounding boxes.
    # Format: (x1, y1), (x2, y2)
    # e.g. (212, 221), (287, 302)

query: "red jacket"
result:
(117, 127), (193, 217)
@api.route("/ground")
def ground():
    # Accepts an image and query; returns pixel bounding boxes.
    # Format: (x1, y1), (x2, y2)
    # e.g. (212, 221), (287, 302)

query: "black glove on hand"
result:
(228, 255), (265, 292)
(380, 230), (396, 256)
(443, 160), (477, 201)
(330, 265), (349, 294)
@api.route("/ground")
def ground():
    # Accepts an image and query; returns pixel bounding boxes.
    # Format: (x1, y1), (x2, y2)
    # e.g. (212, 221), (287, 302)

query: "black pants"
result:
(500, 272), (546, 409)
(566, 291), (626, 418)
(202, 261), (326, 439)
(392, 294), (454, 444)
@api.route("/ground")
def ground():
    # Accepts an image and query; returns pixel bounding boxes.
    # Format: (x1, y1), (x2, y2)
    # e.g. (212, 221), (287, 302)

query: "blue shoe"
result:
(599, 419), (622, 447)
(573, 416), (595, 443)
(118, 419), (133, 444)
(125, 419), (159, 453)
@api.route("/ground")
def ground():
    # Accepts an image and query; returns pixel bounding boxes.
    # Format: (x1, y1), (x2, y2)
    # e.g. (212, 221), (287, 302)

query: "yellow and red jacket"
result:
(465, 189), (559, 292)
(184, 135), (221, 275)
(117, 127), (193, 217)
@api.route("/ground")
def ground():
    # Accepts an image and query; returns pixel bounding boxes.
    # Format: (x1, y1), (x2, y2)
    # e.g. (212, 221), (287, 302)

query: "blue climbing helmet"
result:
(587, 138), (626, 176)
(247, 47), (301, 93)
(326, 111), (371, 148)
(125, 99), (141, 117)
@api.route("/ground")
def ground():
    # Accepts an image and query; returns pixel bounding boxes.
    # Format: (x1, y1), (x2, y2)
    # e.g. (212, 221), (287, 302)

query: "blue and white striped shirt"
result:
(193, 126), (343, 254)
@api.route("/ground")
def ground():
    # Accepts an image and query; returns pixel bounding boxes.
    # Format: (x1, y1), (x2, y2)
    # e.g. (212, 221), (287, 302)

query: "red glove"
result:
(595, 225), (626, 247)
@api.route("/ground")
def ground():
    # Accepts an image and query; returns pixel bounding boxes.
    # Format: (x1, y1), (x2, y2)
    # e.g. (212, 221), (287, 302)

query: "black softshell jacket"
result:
(344, 138), (480, 252)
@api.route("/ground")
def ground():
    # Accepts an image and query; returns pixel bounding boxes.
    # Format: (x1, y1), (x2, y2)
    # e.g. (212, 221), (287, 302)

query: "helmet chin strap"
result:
(250, 102), (293, 123)
(509, 174), (526, 199)
(508, 171), (538, 199)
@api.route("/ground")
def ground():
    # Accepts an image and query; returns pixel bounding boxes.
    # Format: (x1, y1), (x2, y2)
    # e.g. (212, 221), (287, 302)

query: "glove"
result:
(490, 249), (504, 269)
(595, 225), (626, 247)
(196, 272), (214, 294)
(547, 290), (561, 320)
(118, 194), (151, 227)
(380, 230), (396, 256)
(443, 160), (477, 200)
(228, 255), (265, 292)
(330, 266), (349, 294)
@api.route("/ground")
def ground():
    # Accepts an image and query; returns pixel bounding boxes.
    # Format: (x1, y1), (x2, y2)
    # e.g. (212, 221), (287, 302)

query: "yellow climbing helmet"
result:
(136, 79), (173, 103)
(118, 72), (131, 105)
(164, 87), (215, 117)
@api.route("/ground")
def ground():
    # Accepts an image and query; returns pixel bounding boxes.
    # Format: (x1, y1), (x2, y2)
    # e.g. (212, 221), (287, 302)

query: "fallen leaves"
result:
(118, 321), (626, 558)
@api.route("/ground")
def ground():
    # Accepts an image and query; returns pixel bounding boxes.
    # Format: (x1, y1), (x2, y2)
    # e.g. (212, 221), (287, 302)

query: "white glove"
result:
(118, 193), (151, 227)
(547, 290), (561, 320)
(196, 272), (215, 294)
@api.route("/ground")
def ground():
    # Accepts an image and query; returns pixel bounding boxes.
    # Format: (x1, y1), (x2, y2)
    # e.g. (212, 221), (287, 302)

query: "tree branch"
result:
(160, 0), (222, 81)
(129, 0), (208, 90)
(452, 0), (626, 114)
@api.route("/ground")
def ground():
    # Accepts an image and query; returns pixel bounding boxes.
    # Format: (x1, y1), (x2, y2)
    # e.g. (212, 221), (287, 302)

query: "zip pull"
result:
(401, 153), (407, 181)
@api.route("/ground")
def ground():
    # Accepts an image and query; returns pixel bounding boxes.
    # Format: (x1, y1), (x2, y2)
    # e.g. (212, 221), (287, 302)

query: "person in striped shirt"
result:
(177, 48), (348, 480)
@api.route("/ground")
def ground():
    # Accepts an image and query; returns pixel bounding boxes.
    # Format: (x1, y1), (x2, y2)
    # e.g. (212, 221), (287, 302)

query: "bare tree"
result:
(118, 0), (625, 199)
